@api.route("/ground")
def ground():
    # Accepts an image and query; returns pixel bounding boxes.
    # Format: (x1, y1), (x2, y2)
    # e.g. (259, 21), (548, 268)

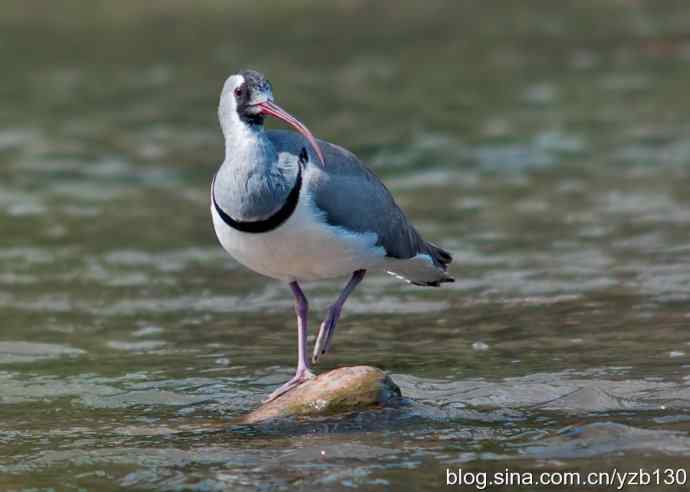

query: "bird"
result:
(211, 69), (454, 402)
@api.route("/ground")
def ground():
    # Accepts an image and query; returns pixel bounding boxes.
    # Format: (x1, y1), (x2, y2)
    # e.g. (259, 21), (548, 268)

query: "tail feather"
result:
(386, 243), (455, 287)
(425, 242), (453, 272)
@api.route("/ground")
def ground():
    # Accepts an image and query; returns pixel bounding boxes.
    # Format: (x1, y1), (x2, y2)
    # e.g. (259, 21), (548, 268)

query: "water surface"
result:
(2, 1), (690, 490)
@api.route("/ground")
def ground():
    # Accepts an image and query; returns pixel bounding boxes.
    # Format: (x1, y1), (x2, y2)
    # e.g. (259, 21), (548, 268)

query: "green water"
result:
(2, 1), (690, 490)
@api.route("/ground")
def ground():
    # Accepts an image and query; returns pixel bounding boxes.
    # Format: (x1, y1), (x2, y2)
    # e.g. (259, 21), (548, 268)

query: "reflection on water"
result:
(2, 0), (690, 490)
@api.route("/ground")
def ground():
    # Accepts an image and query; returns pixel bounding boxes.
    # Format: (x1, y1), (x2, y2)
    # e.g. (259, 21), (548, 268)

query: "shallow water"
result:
(2, 1), (690, 490)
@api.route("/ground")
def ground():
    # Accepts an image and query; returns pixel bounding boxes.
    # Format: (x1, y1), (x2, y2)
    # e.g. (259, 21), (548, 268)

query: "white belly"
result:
(211, 191), (387, 281)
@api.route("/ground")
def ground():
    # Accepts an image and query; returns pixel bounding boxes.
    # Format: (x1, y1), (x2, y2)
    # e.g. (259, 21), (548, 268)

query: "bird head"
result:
(219, 70), (325, 165)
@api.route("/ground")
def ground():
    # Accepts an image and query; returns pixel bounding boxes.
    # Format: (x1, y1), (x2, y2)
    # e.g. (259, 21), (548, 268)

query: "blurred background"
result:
(2, 1), (690, 490)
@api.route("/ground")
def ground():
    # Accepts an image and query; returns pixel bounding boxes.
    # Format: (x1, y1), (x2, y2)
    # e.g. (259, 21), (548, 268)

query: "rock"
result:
(239, 366), (401, 424)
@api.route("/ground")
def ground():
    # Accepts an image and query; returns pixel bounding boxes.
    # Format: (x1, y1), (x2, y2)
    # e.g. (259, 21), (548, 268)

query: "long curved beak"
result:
(256, 101), (325, 165)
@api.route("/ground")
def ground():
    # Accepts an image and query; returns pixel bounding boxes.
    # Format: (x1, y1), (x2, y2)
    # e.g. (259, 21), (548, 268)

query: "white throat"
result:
(218, 102), (276, 168)
(223, 119), (262, 161)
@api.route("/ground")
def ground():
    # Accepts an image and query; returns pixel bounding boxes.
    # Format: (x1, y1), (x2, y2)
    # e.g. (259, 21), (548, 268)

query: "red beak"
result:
(256, 101), (325, 165)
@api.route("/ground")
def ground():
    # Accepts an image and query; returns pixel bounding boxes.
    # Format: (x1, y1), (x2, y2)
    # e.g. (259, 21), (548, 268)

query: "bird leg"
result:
(312, 269), (366, 364)
(264, 281), (315, 403)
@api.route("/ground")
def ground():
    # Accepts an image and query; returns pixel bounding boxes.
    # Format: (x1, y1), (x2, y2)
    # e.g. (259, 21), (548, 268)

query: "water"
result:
(2, 1), (690, 490)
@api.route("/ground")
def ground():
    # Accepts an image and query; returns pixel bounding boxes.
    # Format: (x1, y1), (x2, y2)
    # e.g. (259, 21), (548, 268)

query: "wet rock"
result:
(240, 366), (401, 424)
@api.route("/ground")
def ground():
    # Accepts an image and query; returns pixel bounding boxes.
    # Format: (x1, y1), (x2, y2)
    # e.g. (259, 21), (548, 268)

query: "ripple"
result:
(521, 423), (690, 459)
(107, 340), (167, 352)
(0, 341), (84, 364)
(393, 371), (686, 413)
(0, 247), (57, 264)
(3, 2), (690, 489)
(636, 264), (690, 302)
(0, 128), (39, 151)
(600, 191), (690, 224)
(103, 248), (228, 273)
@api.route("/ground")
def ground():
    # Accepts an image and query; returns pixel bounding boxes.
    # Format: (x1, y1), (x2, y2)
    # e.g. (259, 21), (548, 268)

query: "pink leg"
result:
(312, 269), (366, 364)
(264, 281), (315, 402)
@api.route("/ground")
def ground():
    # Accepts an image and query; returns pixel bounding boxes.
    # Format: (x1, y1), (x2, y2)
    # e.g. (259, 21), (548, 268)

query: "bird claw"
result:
(312, 315), (337, 364)
(312, 322), (328, 364)
(263, 368), (315, 403)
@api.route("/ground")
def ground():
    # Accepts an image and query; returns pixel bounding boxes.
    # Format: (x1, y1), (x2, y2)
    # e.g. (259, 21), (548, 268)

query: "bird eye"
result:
(234, 87), (242, 97)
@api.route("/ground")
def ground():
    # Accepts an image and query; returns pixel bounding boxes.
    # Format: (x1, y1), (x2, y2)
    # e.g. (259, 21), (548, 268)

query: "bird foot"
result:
(264, 368), (316, 403)
(312, 312), (338, 365)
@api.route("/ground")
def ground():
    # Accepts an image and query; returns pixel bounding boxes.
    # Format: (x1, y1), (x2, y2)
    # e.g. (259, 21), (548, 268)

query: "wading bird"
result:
(211, 70), (453, 402)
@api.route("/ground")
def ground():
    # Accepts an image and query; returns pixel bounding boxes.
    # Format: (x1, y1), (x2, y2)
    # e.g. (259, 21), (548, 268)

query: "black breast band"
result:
(211, 161), (303, 234)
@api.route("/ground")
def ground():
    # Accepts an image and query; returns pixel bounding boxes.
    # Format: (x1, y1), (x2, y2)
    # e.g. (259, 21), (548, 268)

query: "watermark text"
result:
(445, 467), (688, 489)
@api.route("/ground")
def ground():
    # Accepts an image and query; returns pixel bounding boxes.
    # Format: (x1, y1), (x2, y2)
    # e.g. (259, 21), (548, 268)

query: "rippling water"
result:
(2, 1), (690, 490)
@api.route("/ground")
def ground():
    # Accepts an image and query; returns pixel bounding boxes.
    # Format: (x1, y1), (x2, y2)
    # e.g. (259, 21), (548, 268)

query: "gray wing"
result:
(267, 130), (452, 270)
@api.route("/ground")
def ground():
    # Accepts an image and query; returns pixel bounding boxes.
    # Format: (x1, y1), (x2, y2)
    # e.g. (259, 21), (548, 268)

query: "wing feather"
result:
(267, 130), (452, 272)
